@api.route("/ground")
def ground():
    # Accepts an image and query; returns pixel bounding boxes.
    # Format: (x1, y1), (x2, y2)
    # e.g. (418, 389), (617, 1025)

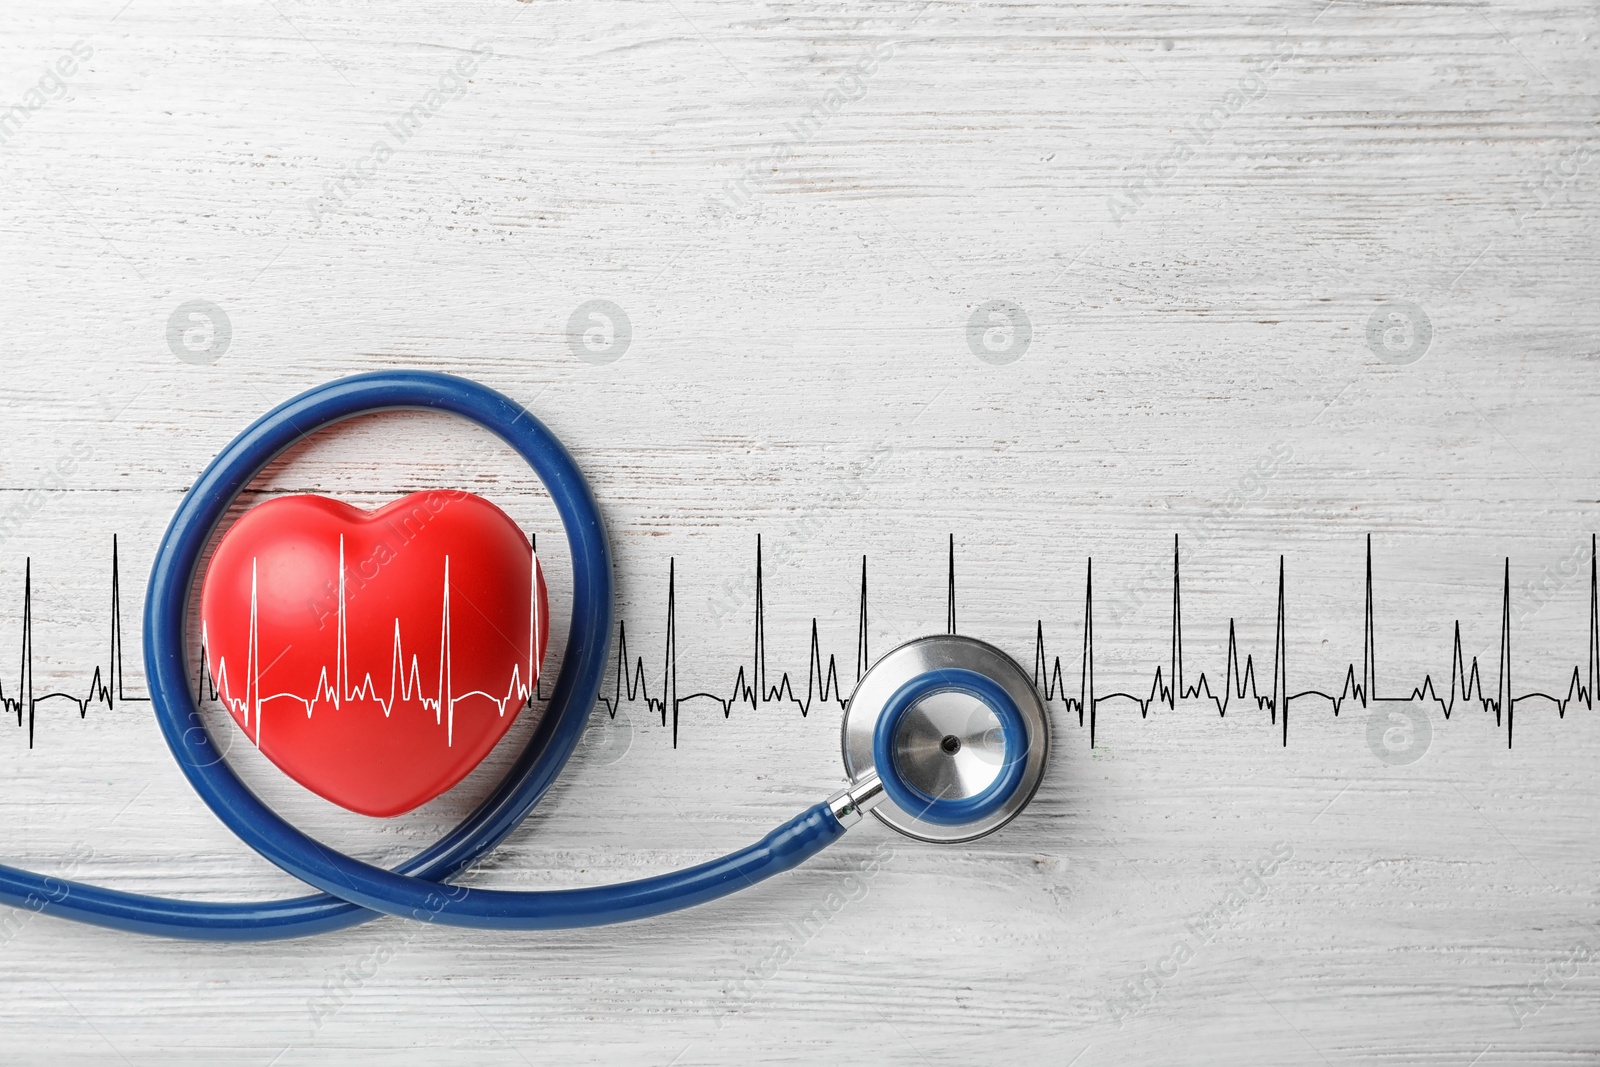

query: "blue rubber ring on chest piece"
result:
(871, 667), (1030, 827)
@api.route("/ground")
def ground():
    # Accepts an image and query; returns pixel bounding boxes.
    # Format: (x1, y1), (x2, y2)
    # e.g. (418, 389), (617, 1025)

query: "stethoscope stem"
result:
(826, 770), (887, 828)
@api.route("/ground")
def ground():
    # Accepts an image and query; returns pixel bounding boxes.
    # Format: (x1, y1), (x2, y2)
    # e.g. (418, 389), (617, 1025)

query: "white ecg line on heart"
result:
(203, 536), (543, 748)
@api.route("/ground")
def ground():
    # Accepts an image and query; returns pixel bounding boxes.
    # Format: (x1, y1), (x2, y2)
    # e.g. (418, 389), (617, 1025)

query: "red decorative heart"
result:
(199, 491), (548, 817)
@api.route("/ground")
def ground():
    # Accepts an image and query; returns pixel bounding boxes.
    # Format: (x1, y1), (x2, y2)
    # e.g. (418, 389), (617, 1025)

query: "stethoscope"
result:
(0, 372), (1049, 939)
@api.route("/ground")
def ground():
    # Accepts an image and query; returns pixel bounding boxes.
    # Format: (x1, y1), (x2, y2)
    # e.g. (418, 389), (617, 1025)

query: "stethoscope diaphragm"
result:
(841, 634), (1050, 843)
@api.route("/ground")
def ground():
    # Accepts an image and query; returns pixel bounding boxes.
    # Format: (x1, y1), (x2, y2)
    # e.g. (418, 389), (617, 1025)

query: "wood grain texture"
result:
(0, 0), (1598, 1062)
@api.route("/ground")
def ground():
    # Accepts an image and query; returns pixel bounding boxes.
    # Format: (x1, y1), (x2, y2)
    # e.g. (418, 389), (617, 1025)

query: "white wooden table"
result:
(0, 0), (1597, 1062)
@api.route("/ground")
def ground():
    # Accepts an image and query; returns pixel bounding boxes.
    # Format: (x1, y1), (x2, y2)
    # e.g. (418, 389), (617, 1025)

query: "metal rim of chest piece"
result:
(841, 634), (1050, 843)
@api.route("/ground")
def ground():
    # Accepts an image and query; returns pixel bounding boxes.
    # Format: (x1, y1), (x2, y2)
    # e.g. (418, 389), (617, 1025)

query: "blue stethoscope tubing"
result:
(0, 371), (843, 939)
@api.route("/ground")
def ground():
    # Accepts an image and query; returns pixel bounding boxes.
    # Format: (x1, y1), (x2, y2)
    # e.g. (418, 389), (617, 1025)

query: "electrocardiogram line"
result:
(1031, 534), (1599, 748)
(202, 536), (545, 749)
(600, 535), (876, 746)
(603, 533), (1599, 750)
(9, 532), (1600, 753)
(946, 533), (956, 635)
(0, 537), (147, 747)
(1500, 559), (1512, 746)
(196, 536), (551, 711)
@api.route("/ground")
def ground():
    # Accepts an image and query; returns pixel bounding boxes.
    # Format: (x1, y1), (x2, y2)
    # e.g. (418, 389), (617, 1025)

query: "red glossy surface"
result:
(199, 491), (548, 817)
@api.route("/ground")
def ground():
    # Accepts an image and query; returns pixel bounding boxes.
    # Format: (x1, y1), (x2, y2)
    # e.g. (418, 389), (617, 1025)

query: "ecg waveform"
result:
(602, 537), (873, 746)
(0, 537), (147, 747)
(1041, 536), (1600, 748)
(3, 534), (1597, 751)
(203, 537), (545, 748)
(601, 534), (1600, 749)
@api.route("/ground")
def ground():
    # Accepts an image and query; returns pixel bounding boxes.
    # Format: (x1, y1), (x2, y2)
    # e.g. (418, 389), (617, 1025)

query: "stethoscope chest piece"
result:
(842, 634), (1050, 843)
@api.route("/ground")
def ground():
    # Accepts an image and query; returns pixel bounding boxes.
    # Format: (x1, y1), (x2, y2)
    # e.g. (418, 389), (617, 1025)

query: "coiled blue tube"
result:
(0, 371), (845, 939)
